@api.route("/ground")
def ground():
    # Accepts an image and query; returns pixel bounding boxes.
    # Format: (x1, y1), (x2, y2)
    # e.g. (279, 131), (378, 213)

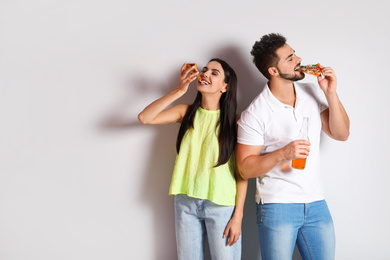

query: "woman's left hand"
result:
(223, 216), (242, 246)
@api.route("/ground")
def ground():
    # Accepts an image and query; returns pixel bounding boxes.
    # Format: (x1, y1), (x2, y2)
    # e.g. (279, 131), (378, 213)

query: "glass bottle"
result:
(292, 117), (309, 170)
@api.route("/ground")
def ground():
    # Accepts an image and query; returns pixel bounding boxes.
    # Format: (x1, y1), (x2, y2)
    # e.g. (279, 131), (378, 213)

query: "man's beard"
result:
(277, 67), (305, 81)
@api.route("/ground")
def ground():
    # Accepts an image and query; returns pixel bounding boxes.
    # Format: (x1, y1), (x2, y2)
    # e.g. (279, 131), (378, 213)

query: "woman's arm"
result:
(223, 115), (248, 246)
(138, 63), (199, 125)
(223, 168), (248, 246)
(138, 92), (188, 125)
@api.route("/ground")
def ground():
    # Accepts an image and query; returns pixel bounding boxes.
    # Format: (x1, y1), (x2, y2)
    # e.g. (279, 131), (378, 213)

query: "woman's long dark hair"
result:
(176, 58), (237, 167)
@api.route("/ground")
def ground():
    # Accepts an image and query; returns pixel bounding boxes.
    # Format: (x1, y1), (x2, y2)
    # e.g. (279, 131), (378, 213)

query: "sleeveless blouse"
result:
(169, 107), (236, 206)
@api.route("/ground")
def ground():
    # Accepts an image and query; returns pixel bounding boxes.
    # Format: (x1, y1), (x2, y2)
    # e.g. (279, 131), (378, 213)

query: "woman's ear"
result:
(220, 83), (228, 93)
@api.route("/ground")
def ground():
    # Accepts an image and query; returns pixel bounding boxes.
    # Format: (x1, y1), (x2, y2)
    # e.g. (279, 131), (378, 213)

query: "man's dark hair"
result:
(250, 33), (287, 79)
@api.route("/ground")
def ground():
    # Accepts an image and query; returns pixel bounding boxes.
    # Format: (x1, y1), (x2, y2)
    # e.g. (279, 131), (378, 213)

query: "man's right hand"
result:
(282, 140), (311, 160)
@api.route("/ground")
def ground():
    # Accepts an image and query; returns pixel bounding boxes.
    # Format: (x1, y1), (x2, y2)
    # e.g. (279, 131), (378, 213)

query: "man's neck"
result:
(268, 78), (296, 107)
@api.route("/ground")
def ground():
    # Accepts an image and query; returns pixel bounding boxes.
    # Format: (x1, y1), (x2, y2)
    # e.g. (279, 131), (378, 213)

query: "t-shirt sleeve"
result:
(237, 109), (264, 146)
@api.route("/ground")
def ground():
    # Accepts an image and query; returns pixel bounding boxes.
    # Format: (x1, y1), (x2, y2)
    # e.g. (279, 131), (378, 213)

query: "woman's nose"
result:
(202, 71), (209, 78)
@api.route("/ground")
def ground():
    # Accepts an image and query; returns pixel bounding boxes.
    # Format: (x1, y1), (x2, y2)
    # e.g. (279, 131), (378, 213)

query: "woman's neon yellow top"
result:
(169, 107), (236, 206)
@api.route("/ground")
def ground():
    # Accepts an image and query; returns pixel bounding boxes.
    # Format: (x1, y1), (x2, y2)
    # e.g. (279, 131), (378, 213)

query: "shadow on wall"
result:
(99, 43), (303, 259)
(100, 67), (199, 259)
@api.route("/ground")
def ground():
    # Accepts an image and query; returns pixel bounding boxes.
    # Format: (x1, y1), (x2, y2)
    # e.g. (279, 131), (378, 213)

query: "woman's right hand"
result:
(138, 63), (197, 125)
(177, 63), (199, 93)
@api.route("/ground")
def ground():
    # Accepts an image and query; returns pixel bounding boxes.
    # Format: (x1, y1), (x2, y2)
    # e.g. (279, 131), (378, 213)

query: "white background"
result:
(1, 0), (389, 259)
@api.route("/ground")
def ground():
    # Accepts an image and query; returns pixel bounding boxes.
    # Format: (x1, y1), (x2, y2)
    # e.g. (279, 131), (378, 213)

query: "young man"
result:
(236, 33), (350, 260)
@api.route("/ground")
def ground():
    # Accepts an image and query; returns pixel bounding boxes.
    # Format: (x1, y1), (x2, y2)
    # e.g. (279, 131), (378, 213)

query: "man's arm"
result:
(317, 66), (350, 141)
(320, 100), (349, 141)
(236, 140), (311, 179)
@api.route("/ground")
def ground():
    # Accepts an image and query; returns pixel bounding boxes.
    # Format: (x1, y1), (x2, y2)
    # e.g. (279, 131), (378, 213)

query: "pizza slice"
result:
(186, 63), (202, 81)
(296, 63), (322, 76)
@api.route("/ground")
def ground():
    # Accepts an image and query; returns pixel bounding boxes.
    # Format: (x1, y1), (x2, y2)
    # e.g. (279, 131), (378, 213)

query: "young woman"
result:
(138, 58), (247, 259)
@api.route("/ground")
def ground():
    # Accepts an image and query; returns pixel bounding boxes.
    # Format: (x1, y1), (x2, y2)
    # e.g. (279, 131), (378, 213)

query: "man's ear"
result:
(268, 66), (279, 77)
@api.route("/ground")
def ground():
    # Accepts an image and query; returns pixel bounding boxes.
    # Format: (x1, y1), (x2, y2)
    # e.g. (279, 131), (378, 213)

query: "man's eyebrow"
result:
(286, 50), (296, 60)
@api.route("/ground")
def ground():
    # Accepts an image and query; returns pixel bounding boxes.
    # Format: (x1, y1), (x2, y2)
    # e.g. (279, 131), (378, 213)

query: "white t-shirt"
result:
(237, 82), (328, 204)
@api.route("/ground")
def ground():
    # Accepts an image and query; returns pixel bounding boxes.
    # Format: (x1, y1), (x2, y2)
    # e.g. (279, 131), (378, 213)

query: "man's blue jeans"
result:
(257, 200), (335, 260)
(174, 194), (241, 260)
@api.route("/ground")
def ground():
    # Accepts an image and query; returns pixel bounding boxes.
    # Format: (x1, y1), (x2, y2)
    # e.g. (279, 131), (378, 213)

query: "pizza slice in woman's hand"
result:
(186, 63), (202, 81)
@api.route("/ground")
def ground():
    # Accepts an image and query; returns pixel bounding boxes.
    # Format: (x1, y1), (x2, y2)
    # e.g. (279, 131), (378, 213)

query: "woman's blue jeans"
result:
(257, 200), (335, 260)
(174, 194), (241, 260)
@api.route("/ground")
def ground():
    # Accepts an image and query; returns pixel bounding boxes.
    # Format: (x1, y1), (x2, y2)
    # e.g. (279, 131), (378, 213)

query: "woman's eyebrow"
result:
(202, 67), (221, 74)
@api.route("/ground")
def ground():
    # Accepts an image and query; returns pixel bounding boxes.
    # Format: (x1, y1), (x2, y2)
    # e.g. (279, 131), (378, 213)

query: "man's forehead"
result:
(277, 44), (294, 59)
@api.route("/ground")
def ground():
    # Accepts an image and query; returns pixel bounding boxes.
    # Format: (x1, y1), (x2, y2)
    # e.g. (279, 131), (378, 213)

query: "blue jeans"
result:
(257, 200), (335, 260)
(174, 194), (241, 260)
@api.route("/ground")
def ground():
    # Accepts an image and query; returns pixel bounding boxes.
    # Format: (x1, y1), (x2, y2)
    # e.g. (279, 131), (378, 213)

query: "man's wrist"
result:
(276, 148), (287, 162)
